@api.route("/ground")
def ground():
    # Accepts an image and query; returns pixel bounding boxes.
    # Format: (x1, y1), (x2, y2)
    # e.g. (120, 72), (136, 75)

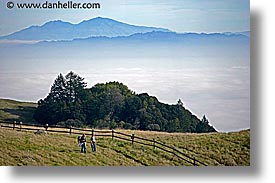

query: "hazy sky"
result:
(0, 0), (250, 36)
(0, 0), (250, 132)
(0, 39), (250, 132)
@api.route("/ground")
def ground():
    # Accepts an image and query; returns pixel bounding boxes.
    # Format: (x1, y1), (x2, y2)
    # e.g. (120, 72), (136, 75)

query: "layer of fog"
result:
(0, 40), (249, 132)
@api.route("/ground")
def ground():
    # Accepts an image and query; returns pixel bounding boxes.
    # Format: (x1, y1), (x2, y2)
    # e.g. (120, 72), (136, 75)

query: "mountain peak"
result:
(0, 17), (171, 41)
(93, 16), (107, 20)
(78, 17), (122, 25)
(42, 20), (72, 27)
(82, 16), (106, 22)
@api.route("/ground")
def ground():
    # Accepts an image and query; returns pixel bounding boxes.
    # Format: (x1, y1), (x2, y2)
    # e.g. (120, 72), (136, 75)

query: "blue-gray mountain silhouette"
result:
(37, 31), (249, 46)
(0, 17), (171, 41)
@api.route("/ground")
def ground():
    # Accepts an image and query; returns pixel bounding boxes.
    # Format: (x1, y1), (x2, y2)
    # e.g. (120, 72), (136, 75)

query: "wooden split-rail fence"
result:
(0, 121), (207, 166)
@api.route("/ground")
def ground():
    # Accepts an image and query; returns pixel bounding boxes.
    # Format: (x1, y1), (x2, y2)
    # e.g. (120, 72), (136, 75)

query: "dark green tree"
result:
(34, 71), (87, 125)
(196, 115), (216, 133)
(34, 73), (217, 133)
(34, 73), (67, 124)
(177, 99), (184, 107)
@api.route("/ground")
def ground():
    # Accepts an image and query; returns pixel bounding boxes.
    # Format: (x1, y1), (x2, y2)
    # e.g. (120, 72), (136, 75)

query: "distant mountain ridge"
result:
(223, 31), (250, 37)
(0, 17), (250, 42)
(0, 17), (171, 41)
(36, 31), (249, 46)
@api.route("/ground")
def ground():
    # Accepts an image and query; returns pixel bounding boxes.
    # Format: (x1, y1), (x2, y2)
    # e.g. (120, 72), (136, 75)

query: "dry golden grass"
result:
(0, 126), (250, 166)
(120, 129), (250, 166)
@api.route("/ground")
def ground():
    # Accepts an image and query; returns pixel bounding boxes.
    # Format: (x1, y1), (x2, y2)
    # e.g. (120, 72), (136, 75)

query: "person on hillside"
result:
(77, 136), (81, 147)
(91, 134), (96, 152)
(80, 134), (86, 153)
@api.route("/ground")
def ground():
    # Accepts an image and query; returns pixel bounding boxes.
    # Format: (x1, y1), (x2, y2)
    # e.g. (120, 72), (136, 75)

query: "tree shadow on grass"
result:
(1, 106), (37, 124)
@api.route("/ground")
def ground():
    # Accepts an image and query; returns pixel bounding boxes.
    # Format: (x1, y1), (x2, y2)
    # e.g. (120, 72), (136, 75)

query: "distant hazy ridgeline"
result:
(0, 17), (171, 41)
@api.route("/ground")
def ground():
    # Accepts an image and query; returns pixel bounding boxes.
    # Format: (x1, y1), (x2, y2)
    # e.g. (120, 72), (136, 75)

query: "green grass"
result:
(0, 127), (250, 166)
(0, 98), (37, 124)
(0, 128), (181, 166)
(128, 130), (250, 166)
(0, 98), (250, 166)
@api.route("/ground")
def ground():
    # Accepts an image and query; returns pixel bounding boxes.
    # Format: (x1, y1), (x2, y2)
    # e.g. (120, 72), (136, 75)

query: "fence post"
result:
(13, 121), (16, 130)
(19, 122), (22, 131)
(112, 129), (114, 140)
(131, 134), (135, 144)
(69, 126), (72, 135)
(92, 128), (94, 137)
(153, 138), (156, 150)
(45, 124), (48, 131)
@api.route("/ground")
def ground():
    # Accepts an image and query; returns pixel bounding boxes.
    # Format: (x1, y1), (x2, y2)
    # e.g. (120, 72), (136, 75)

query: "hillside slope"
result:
(0, 128), (250, 166)
(0, 99), (37, 124)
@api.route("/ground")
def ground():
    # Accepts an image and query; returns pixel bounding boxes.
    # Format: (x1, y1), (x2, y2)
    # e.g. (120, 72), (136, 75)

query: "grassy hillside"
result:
(0, 98), (250, 166)
(0, 127), (250, 166)
(130, 130), (250, 166)
(0, 98), (37, 124)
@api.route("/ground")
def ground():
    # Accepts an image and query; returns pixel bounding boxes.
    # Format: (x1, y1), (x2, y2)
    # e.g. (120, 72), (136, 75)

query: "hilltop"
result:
(0, 17), (171, 41)
(34, 72), (217, 133)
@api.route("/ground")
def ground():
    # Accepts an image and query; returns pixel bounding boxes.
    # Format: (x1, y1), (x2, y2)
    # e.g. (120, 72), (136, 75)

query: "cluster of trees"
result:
(34, 71), (216, 133)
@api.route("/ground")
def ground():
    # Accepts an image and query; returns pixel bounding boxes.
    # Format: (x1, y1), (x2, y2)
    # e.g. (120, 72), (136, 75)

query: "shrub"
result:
(124, 123), (133, 130)
(57, 119), (84, 128)
(147, 124), (160, 131)
(118, 121), (125, 129)
(109, 120), (118, 129)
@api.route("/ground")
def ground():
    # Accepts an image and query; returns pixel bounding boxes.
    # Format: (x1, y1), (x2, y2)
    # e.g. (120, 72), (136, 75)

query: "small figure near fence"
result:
(91, 134), (96, 152)
(80, 134), (86, 153)
(77, 136), (81, 147)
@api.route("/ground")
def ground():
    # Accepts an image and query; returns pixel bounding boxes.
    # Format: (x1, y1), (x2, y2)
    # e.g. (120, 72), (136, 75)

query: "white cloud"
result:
(0, 40), (40, 45)
(0, 65), (250, 132)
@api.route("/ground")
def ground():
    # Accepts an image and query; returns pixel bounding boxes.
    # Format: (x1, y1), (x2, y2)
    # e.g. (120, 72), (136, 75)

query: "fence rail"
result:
(0, 121), (207, 166)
